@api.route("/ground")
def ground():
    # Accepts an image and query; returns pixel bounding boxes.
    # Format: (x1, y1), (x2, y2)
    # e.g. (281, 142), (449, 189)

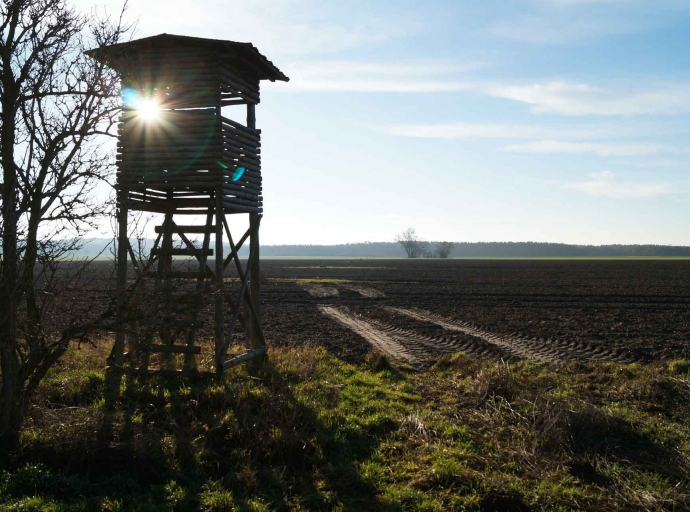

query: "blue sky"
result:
(82, 0), (690, 245)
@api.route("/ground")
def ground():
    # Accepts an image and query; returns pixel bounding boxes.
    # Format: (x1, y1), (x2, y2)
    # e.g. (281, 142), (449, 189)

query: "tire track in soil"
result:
(342, 285), (385, 298)
(318, 306), (510, 366)
(319, 306), (421, 365)
(366, 320), (514, 362)
(301, 284), (339, 298)
(387, 307), (638, 365)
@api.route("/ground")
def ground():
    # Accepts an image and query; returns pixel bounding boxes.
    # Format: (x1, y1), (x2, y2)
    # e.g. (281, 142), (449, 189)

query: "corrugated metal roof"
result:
(85, 33), (289, 82)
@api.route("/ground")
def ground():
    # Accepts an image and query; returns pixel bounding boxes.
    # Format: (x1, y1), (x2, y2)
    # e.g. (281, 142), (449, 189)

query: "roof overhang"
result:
(85, 33), (289, 82)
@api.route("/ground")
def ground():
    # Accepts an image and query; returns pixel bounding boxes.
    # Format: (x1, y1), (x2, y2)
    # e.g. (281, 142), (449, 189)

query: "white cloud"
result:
(544, 0), (625, 5)
(351, 77), (690, 116)
(388, 123), (547, 139)
(78, 0), (418, 59)
(388, 123), (687, 160)
(386, 122), (642, 140)
(274, 61), (480, 93)
(615, 159), (682, 168)
(284, 79), (471, 93)
(502, 140), (676, 157)
(488, 81), (690, 116)
(492, 16), (635, 44)
(589, 170), (614, 180)
(564, 171), (674, 199)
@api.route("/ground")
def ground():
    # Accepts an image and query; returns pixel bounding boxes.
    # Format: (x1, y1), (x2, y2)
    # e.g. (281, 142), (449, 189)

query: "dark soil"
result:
(258, 259), (690, 363)
(82, 259), (690, 365)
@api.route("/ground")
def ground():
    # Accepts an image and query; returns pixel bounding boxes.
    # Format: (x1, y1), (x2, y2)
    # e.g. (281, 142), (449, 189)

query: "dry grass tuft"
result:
(469, 359), (516, 404)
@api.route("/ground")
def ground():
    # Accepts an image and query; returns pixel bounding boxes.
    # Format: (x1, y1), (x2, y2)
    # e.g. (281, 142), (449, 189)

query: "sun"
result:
(136, 98), (160, 121)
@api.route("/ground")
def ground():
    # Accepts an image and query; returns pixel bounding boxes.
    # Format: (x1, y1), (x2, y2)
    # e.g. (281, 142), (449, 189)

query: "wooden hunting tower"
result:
(86, 34), (288, 375)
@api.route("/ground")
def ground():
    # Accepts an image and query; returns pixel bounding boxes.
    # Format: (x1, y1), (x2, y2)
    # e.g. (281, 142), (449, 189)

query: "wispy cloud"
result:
(274, 61), (481, 93)
(284, 69), (690, 119)
(492, 16), (636, 44)
(387, 122), (687, 160)
(564, 171), (674, 199)
(544, 0), (627, 5)
(386, 122), (643, 140)
(487, 81), (690, 116)
(107, 0), (418, 58)
(502, 140), (677, 157)
(614, 159), (682, 168)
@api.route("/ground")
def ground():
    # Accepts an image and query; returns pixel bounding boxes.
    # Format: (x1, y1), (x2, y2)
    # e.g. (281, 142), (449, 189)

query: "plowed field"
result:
(259, 259), (690, 365)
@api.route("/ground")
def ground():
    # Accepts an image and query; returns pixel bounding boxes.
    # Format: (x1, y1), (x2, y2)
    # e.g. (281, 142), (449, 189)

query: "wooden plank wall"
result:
(219, 59), (260, 106)
(117, 110), (262, 214)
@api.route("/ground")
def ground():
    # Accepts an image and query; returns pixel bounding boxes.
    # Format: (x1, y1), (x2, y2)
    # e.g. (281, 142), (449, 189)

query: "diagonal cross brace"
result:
(222, 216), (265, 343)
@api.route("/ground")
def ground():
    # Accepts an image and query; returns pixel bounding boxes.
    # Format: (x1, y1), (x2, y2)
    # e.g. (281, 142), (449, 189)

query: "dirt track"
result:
(387, 306), (638, 364)
(318, 306), (421, 365)
(258, 259), (690, 366)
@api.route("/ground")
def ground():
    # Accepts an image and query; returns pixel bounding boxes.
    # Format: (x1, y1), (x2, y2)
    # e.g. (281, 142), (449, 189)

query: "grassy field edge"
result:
(1, 344), (689, 511)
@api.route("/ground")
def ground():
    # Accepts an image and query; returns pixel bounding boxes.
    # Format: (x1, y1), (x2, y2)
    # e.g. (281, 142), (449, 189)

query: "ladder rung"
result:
(151, 248), (214, 256)
(155, 225), (215, 234)
(146, 270), (214, 279)
(145, 344), (201, 354)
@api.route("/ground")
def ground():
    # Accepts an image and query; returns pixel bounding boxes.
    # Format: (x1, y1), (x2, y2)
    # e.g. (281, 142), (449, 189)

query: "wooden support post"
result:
(247, 103), (256, 129)
(214, 189), (225, 374)
(159, 201), (175, 370)
(249, 213), (262, 350)
(246, 103), (264, 367)
(105, 190), (129, 406)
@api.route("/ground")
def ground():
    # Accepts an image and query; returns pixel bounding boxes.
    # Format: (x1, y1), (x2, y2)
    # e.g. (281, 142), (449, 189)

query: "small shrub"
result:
(400, 411), (428, 438)
(470, 361), (517, 404)
(365, 350), (392, 373)
(668, 359), (690, 375)
(200, 481), (237, 511)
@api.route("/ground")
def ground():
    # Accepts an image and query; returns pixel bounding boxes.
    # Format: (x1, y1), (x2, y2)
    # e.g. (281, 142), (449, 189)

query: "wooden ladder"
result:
(113, 191), (266, 378)
(133, 203), (217, 375)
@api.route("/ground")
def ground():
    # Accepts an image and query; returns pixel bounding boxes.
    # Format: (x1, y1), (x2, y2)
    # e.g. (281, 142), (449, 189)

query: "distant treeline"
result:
(73, 239), (690, 258)
(257, 242), (690, 257)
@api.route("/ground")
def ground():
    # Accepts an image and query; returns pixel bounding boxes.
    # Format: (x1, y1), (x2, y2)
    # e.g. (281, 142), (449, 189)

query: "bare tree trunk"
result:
(0, 29), (21, 449)
(0, 0), (131, 449)
(0, 377), (27, 451)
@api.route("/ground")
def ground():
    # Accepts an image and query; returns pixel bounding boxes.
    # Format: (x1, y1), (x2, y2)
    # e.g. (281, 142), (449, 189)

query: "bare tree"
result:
(0, 0), (130, 449)
(434, 242), (455, 258)
(395, 228), (428, 258)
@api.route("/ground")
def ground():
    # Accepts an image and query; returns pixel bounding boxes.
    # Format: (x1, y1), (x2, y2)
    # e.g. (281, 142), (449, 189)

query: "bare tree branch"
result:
(0, 0), (132, 449)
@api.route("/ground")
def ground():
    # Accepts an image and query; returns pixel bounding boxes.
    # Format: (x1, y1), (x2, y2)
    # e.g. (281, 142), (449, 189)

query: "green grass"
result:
(443, 256), (690, 260)
(2, 346), (689, 510)
(266, 278), (353, 284)
(290, 267), (396, 270)
(259, 256), (690, 260)
(85, 256), (690, 262)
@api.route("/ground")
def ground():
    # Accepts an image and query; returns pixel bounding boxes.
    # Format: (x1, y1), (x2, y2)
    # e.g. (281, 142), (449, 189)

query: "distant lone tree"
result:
(434, 242), (455, 258)
(0, 0), (130, 450)
(395, 228), (428, 258)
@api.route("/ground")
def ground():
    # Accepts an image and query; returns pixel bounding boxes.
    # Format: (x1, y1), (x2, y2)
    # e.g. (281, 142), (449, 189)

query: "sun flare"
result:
(136, 98), (160, 121)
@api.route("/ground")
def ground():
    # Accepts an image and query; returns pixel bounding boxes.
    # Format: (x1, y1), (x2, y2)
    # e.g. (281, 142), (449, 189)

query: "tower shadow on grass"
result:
(4, 355), (398, 511)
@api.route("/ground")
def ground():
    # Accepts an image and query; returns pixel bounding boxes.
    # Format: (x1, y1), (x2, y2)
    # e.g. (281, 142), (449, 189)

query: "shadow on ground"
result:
(1, 353), (400, 510)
